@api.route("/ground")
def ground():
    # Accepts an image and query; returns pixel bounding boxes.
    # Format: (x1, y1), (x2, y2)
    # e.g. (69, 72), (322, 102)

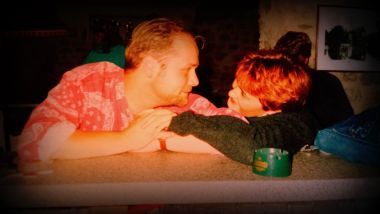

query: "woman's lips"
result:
(227, 97), (236, 108)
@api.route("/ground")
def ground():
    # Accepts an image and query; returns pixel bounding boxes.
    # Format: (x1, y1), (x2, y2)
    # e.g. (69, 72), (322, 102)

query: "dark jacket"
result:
(306, 71), (354, 129)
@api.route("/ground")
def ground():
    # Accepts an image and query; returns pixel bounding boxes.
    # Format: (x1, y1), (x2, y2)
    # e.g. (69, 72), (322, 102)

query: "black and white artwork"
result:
(316, 6), (380, 71)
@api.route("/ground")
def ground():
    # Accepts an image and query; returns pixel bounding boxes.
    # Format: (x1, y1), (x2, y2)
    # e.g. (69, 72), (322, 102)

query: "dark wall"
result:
(1, 1), (260, 139)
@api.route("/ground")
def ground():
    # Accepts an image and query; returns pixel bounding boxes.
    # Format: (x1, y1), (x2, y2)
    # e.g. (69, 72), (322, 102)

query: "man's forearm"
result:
(51, 130), (140, 159)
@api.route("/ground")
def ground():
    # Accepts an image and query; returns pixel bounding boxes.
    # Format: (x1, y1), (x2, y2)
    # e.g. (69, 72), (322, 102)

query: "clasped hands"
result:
(125, 108), (178, 151)
(17, 109), (222, 175)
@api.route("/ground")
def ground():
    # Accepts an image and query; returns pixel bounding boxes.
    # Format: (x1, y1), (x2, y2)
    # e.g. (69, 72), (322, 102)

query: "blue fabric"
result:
(314, 106), (380, 165)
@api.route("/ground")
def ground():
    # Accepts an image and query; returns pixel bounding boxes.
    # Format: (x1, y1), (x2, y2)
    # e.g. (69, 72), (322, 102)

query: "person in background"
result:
(17, 18), (245, 173)
(168, 50), (319, 165)
(274, 31), (354, 129)
(83, 18), (126, 68)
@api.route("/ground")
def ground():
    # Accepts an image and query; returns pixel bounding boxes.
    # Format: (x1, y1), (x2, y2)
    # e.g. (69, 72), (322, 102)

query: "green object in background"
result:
(83, 44), (126, 68)
(252, 148), (291, 177)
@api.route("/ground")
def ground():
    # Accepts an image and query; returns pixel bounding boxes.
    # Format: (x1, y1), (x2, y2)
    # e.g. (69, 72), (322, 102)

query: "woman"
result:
(167, 50), (319, 165)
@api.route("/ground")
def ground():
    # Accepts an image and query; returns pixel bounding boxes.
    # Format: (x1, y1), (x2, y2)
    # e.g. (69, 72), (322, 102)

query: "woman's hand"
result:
(165, 135), (223, 155)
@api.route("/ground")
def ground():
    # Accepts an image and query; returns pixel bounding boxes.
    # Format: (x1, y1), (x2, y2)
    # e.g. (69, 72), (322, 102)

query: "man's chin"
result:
(173, 94), (189, 107)
(176, 98), (189, 107)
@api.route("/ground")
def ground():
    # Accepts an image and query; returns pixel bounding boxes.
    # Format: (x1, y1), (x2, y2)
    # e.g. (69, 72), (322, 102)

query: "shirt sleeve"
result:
(17, 73), (83, 162)
(164, 93), (248, 123)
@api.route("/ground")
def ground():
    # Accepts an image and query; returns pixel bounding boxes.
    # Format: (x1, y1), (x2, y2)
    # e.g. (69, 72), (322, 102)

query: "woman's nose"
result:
(228, 88), (237, 98)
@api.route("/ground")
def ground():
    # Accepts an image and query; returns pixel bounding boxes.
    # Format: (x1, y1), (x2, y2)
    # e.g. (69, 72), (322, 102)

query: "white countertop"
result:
(1, 151), (380, 208)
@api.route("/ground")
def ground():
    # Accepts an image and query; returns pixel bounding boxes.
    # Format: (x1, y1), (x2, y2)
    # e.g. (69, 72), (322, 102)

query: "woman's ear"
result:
(303, 56), (310, 65)
(298, 55), (310, 66)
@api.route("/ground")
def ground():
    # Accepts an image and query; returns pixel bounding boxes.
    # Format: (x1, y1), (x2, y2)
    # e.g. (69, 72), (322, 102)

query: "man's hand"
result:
(124, 109), (176, 151)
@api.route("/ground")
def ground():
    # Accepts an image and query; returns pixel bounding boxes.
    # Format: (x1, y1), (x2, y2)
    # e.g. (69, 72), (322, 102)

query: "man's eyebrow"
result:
(182, 63), (198, 69)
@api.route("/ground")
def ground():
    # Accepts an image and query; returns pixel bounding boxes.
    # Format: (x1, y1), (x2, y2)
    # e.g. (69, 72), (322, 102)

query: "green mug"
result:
(252, 148), (291, 177)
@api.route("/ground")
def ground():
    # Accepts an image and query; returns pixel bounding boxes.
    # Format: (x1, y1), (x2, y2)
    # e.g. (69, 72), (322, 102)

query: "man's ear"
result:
(141, 55), (160, 78)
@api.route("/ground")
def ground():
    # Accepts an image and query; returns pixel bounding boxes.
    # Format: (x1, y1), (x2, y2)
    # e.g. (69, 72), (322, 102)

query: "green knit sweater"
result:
(168, 109), (318, 165)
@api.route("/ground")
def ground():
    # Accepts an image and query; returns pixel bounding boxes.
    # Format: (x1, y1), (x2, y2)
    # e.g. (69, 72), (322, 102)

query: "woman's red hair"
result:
(235, 50), (311, 112)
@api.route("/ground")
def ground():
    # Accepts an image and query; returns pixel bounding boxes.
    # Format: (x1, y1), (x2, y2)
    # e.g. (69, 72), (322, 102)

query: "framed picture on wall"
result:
(316, 5), (380, 72)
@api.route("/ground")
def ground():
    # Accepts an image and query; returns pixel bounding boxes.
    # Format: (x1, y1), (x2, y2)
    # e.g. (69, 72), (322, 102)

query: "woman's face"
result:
(227, 80), (266, 117)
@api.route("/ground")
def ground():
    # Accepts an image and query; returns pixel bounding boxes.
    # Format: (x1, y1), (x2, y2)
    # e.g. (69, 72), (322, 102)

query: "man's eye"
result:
(183, 68), (191, 74)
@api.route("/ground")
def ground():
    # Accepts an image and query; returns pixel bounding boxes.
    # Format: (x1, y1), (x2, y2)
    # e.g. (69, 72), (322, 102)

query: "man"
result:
(274, 31), (354, 129)
(17, 18), (244, 170)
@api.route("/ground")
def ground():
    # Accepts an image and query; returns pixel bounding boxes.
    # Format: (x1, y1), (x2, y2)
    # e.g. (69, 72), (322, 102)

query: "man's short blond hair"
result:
(125, 18), (192, 69)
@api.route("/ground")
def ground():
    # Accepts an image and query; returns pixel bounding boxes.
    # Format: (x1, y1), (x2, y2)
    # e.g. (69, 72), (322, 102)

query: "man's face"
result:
(227, 80), (266, 117)
(152, 33), (200, 106)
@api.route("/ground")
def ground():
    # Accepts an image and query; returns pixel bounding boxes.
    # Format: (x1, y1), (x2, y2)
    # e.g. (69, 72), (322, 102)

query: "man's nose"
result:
(188, 70), (199, 87)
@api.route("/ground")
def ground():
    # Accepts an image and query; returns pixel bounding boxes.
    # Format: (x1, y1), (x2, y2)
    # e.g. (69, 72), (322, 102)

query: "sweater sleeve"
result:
(168, 110), (318, 166)
(168, 111), (257, 165)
